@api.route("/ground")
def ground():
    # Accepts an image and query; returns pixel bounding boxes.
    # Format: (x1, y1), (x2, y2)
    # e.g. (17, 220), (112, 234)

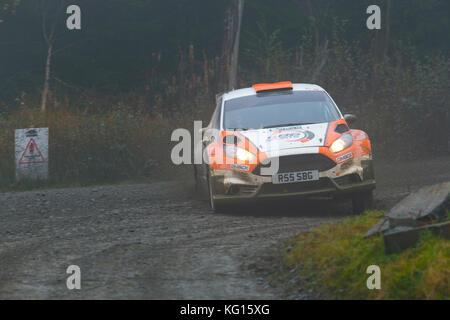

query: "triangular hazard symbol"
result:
(19, 138), (45, 164)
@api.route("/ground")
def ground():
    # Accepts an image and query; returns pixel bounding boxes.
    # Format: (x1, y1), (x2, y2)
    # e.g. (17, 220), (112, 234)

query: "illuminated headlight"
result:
(330, 134), (353, 153)
(224, 145), (256, 162)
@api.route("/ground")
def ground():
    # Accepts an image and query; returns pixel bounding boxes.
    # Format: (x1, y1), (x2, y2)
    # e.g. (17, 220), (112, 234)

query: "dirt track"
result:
(0, 157), (449, 299)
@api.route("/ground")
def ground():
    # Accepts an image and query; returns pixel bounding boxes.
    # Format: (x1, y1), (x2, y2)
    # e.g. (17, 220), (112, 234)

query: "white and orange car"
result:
(194, 82), (376, 214)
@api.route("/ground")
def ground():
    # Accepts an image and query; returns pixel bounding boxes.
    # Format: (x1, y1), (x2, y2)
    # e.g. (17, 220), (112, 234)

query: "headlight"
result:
(329, 134), (353, 153)
(224, 145), (256, 162)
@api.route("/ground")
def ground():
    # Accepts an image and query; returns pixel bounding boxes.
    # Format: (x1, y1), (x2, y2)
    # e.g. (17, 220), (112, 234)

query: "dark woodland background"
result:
(0, 0), (449, 188)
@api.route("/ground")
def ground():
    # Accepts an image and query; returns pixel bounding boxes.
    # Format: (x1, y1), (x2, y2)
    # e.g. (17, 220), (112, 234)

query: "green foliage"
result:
(0, 0), (449, 164)
(0, 98), (186, 191)
(282, 211), (450, 299)
(243, 20), (289, 79)
(0, 49), (219, 191)
(241, 28), (450, 157)
(0, 0), (229, 98)
(0, 0), (19, 14)
(0, 0), (19, 24)
(2, 0), (449, 98)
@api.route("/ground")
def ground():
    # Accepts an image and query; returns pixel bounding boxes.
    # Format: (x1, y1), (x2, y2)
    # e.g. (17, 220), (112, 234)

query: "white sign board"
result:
(15, 128), (49, 181)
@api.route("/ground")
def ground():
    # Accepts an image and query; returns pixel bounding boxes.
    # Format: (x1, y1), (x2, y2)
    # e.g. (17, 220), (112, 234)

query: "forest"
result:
(0, 0), (449, 188)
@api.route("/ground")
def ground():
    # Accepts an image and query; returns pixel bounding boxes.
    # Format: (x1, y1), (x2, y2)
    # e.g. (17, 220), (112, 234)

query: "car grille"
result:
(229, 185), (258, 195)
(259, 178), (334, 195)
(253, 154), (336, 176)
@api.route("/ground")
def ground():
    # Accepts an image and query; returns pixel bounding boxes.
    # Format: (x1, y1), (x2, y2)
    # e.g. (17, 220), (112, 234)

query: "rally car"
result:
(194, 81), (376, 214)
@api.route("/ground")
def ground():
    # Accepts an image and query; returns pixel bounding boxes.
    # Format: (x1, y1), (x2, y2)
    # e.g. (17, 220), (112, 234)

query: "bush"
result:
(282, 211), (450, 299)
(0, 102), (181, 190)
(241, 30), (450, 159)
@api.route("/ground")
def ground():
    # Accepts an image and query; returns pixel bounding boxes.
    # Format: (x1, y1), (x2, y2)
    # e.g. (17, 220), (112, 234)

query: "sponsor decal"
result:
(230, 164), (250, 171)
(266, 128), (315, 143)
(336, 152), (353, 163)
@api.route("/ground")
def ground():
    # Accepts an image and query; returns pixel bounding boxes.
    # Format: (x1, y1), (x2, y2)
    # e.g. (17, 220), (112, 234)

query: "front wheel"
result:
(352, 190), (374, 215)
(207, 169), (226, 213)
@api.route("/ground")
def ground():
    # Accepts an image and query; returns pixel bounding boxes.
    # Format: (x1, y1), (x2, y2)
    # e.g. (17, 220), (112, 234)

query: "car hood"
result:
(238, 123), (329, 153)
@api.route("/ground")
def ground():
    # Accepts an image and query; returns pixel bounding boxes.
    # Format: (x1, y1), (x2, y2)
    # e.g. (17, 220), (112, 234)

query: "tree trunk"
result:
(311, 39), (329, 82)
(305, 0), (320, 56)
(41, 42), (53, 112)
(384, 0), (392, 59)
(228, 0), (244, 91)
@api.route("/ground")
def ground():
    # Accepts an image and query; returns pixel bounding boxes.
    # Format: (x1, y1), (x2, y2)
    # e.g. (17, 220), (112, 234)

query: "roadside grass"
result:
(0, 103), (194, 192)
(281, 211), (450, 300)
(0, 65), (215, 193)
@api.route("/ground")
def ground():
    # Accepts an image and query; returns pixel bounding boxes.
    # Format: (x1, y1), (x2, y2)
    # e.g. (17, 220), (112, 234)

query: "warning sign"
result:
(15, 128), (49, 181)
(19, 138), (46, 164)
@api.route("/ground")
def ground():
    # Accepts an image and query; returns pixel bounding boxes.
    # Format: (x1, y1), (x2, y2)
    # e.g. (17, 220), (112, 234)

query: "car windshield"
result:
(223, 91), (341, 130)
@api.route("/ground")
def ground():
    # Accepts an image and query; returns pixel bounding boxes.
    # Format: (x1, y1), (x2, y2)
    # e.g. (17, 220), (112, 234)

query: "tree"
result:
(301, 0), (332, 82)
(228, 0), (244, 90)
(38, 0), (68, 112)
(383, 0), (391, 58)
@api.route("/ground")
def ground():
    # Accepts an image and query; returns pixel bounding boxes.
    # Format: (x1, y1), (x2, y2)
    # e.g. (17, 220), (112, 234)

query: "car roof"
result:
(222, 83), (325, 102)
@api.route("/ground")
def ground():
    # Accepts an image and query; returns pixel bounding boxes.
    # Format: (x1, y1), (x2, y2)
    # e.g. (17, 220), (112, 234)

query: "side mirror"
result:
(202, 135), (213, 144)
(344, 114), (357, 125)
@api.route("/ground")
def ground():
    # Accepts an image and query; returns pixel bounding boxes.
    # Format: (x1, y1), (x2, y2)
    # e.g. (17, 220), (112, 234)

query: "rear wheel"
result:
(352, 190), (374, 215)
(194, 164), (200, 190)
(193, 164), (209, 200)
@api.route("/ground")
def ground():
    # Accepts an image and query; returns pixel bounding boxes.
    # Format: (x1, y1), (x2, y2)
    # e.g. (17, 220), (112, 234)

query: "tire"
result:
(193, 164), (200, 190)
(193, 164), (209, 200)
(352, 190), (374, 215)
(207, 169), (226, 213)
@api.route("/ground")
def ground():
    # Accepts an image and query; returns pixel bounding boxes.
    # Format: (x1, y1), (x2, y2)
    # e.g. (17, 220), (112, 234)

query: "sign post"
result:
(15, 128), (49, 182)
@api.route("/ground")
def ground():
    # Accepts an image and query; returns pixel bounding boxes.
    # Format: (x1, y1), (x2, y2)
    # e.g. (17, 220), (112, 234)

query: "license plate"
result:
(272, 170), (319, 184)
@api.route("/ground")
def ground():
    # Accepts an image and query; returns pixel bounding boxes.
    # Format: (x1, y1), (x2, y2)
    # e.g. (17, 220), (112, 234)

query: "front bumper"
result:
(211, 155), (376, 202)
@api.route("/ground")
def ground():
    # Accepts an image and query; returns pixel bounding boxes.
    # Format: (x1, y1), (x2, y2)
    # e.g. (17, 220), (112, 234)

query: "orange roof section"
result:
(252, 81), (293, 93)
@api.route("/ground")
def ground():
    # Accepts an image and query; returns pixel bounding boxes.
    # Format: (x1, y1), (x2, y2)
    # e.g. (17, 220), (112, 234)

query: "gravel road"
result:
(0, 157), (449, 299)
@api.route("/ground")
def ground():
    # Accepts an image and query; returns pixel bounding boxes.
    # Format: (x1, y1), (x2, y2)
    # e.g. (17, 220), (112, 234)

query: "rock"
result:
(387, 181), (449, 227)
(366, 181), (450, 254)
(384, 221), (450, 254)
(366, 181), (449, 238)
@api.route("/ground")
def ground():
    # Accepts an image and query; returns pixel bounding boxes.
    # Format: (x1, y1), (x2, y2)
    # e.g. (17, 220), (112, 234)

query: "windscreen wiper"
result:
(227, 128), (249, 131)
